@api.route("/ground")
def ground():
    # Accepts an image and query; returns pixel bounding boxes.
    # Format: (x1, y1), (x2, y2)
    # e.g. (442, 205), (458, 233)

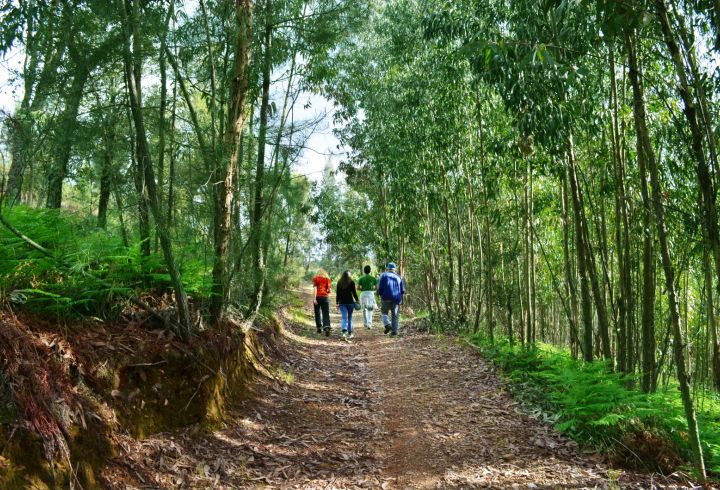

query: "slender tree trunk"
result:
(517, 254), (525, 346)
(567, 133), (593, 361)
(210, 0), (253, 324)
(97, 127), (114, 229)
(113, 180), (129, 247)
(622, 33), (657, 392)
(523, 157), (531, 346)
(561, 170), (580, 359)
(513, 159), (525, 346)
(249, 0), (273, 312)
(155, 1), (173, 249)
(198, 0), (222, 269)
(283, 226), (292, 268)
(528, 158), (536, 345)
(121, 0), (192, 336)
(626, 27), (706, 479)
(167, 61), (178, 229)
(674, 5), (720, 186)
(124, 80), (151, 257)
(442, 186), (455, 318)
(424, 195), (440, 317)
(574, 167), (612, 361)
(705, 242), (720, 391)
(610, 45), (636, 373)
(5, 116), (27, 207)
(485, 214), (494, 341)
(501, 242), (514, 346)
(640, 195), (656, 392)
(610, 42), (627, 371)
(454, 193), (467, 323)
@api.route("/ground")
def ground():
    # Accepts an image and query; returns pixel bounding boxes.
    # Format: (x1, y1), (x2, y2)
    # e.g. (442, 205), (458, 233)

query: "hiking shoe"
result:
(390, 332), (398, 337)
(316, 328), (322, 334)
(348, 333), (355, 340)
(365, 324), (372, 330)
(324, 328), (330, 337)
(384, 324), (391, 335)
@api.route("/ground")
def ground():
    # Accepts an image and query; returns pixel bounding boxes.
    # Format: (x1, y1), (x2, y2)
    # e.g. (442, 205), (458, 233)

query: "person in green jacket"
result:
(357, 265), (378, 329)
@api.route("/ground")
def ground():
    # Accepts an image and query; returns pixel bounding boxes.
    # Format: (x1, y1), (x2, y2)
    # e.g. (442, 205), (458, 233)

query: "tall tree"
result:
(120, 0), (192, 337)
(210, 0), (254, 325)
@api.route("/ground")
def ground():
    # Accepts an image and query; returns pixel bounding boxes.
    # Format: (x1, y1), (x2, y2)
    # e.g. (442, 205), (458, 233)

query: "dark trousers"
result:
(314, 296), (330, 329)
(381, 299), (400, 334)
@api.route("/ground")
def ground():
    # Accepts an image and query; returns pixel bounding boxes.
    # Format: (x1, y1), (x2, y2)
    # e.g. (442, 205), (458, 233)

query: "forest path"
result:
(102, 291), (681, 489)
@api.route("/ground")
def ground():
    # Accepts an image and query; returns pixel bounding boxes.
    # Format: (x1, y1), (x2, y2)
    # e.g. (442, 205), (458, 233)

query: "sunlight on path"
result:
(101, 290), (691, 489)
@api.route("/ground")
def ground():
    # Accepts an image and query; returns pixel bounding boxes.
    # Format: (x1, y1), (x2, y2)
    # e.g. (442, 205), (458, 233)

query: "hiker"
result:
(336, 270), (359, 340)
(377, 262), (406, 336)
(357, 265), (378, 329)
(312, 268), (332, 336)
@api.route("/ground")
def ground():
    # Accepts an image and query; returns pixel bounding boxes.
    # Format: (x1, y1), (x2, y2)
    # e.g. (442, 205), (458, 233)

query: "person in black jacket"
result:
(336, 270), (359, 340)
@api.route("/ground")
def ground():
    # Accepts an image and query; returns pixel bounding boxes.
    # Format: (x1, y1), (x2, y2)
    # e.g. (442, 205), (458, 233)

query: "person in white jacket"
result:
(357, 265), (378, 329)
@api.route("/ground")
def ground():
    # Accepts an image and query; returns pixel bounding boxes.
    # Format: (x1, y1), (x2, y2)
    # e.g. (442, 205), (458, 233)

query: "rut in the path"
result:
(102, 296), (693, 489)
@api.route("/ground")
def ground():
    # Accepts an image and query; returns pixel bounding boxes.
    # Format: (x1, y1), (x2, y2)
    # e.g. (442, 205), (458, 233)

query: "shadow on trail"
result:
(101, 291), (693, 489)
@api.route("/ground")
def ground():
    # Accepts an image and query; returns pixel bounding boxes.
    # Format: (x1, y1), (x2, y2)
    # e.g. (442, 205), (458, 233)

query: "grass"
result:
(286, 306), (316, 331)
(464, 333), (720, 478)
(276, 368), (295, 384)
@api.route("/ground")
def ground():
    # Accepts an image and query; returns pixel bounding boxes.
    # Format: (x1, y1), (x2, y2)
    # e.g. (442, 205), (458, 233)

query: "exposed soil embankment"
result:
(0, 310), (276, 489)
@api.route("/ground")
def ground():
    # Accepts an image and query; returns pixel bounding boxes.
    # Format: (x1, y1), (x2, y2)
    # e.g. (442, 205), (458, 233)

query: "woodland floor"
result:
(101, 292), (702, 489)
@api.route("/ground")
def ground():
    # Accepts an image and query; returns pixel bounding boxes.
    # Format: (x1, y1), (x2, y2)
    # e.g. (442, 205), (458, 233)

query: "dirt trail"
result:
(102, 293), (694, 489)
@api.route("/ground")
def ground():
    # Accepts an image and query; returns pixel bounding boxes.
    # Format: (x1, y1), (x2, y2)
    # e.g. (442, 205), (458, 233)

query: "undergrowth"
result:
(465, 333), (720, 478)
(0, 206), (211, 320)
(0, 367), (15, 424)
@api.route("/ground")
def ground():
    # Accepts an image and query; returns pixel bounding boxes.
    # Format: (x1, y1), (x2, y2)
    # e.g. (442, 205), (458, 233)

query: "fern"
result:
(0, 206), (212, 319)
(465, 334), (720, 475)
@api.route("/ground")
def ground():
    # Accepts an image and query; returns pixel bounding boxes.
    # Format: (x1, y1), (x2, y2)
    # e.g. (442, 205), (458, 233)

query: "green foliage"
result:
(466, 334), (720, 475)
(0, 206), (211, 319)
(312, 169), (378, 268)
(0, 1), (25, 53)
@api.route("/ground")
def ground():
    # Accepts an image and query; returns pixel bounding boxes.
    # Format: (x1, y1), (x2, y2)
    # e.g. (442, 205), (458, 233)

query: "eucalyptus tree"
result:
(2, 1), (67, 207)
(426, 0), (616, 357)
(654, 0), (720, 397)
(326, 0), (507, 327)
(321, 0), (716, 477)
(0, 1), (120, 209)
(209, 0), (254, 324)
(119, 0), (193, 336)
(312, 169), (374, 267)
(43, 2), (125, 209)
